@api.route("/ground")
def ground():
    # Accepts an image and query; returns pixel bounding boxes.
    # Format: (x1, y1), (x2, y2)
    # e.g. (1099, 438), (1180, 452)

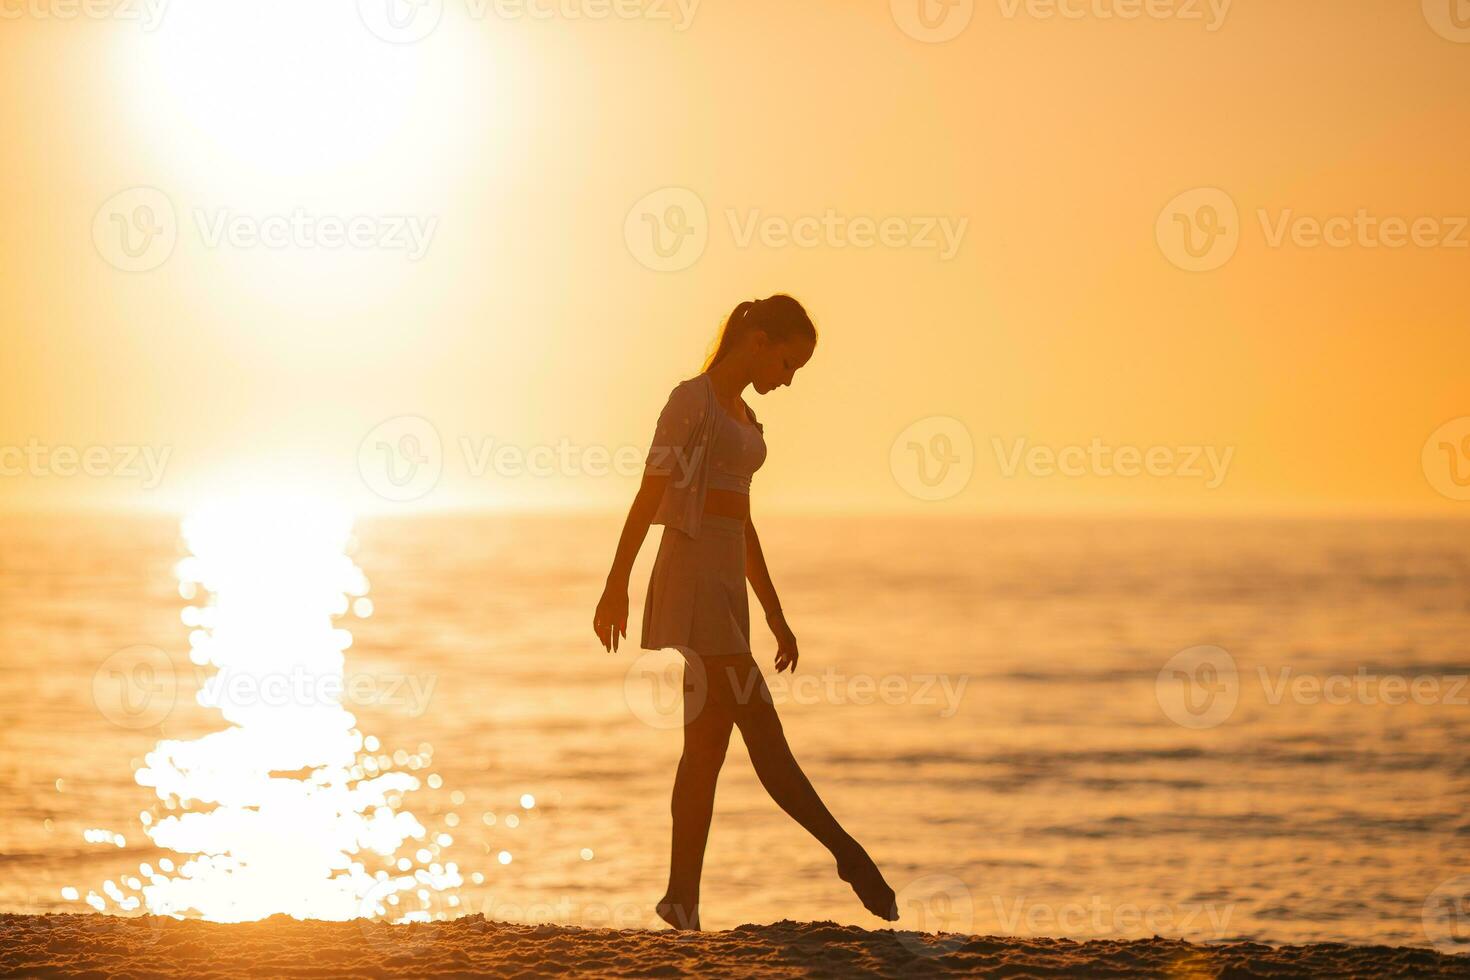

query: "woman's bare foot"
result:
(836, 848), (899, 922)
(656, 894), (701, 930)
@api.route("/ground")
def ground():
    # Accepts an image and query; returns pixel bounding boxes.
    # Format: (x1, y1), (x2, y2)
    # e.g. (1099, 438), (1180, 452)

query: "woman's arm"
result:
(594, 471), (667, 652)
(743, 515), (781, 616)
(596, 379), (703, 652)
(745, 515), (799, 672)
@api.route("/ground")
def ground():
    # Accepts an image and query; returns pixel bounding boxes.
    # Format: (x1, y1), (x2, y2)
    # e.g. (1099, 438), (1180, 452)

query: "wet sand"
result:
(2, 913), (1467, 978)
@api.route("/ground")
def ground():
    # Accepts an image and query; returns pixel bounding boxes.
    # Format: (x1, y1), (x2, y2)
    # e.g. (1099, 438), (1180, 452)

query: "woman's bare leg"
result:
(711, 656), (899, 920)
(658, 654), (734, 930)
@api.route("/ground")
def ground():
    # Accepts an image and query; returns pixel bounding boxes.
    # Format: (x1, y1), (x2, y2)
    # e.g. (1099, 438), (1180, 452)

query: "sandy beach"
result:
(5, 0), (1468, 972)
(2, 913), (1467, 979)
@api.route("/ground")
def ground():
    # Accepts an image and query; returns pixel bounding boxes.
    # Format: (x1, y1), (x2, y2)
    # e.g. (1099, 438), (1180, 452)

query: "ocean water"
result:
(1, 512), (1468, 946)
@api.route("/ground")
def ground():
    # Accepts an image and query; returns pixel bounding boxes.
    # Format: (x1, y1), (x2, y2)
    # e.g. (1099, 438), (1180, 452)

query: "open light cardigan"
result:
(645, 374), (760, 538)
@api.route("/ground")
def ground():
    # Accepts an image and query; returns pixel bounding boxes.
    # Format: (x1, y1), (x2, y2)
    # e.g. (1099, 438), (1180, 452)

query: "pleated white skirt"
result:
(640, 513), (752, 657)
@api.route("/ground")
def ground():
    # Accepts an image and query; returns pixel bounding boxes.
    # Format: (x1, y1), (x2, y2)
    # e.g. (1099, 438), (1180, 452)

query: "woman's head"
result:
(702, 294), (817, 393)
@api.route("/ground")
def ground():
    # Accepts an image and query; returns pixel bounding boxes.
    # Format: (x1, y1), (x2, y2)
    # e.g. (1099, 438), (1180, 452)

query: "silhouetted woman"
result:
(593, 294), (898, 931)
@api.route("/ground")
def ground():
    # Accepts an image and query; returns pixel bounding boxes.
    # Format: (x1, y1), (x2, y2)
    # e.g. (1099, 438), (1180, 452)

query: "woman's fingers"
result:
(593, 589), (629, 654)
(774, 645), (798, 672)
(593, 616), (628, 652)
(593, 599), (629, 653)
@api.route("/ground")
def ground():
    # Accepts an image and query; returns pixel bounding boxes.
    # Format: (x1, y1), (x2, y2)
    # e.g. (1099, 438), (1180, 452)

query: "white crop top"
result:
(707, 389), (766, 493)
(646, 373), (767, 533)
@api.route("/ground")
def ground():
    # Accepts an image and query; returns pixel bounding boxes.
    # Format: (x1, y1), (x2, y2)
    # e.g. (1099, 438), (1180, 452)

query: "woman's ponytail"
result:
(701, 295), (814, 371)
(702, 300), (755, 370)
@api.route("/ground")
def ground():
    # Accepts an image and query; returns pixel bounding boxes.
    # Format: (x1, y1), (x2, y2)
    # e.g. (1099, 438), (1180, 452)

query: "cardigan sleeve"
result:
(645, 380), (703, 477)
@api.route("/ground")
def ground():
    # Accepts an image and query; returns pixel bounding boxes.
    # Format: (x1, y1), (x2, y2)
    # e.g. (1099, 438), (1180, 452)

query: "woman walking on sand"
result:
(593, 294), (898, 931)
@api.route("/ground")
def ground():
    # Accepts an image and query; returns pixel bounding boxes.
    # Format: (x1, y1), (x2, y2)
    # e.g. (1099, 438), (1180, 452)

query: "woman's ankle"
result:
(656, 894), (702, 930)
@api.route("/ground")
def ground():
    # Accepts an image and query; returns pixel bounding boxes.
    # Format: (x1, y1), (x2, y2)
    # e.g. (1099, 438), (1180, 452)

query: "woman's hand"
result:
(594, 580), (629, 652)
(768, 608), (799, 673)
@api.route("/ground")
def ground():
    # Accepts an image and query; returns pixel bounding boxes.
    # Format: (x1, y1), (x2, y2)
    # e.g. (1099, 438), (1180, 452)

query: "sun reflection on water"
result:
(75, 497), (465, 923)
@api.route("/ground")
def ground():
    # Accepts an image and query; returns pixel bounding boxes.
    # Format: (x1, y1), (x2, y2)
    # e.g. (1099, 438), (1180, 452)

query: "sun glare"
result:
(121, 0), (467, 180)
(75, 495), (464, 923)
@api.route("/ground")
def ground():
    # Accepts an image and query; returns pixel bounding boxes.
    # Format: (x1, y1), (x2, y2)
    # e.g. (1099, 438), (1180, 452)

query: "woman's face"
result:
(750, 332), (816, 394)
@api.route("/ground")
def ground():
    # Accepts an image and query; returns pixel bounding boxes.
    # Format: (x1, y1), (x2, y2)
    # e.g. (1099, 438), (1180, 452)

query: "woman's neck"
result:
(704, 360), (750, 405)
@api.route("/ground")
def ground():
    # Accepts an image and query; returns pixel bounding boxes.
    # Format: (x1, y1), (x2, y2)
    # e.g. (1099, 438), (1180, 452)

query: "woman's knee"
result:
(732, 693), (789, 752)
(678, 736), (730, 779)
(680, 715), (733, 771)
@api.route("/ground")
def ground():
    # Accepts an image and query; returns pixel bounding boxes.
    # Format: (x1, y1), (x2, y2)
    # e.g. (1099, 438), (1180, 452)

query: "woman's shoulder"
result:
(653, 375), (712, 429)
(666, 374), (711, 405)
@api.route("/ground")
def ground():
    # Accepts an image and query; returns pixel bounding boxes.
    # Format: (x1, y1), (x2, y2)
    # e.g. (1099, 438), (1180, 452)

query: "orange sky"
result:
(2, 0), (1467, 516)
